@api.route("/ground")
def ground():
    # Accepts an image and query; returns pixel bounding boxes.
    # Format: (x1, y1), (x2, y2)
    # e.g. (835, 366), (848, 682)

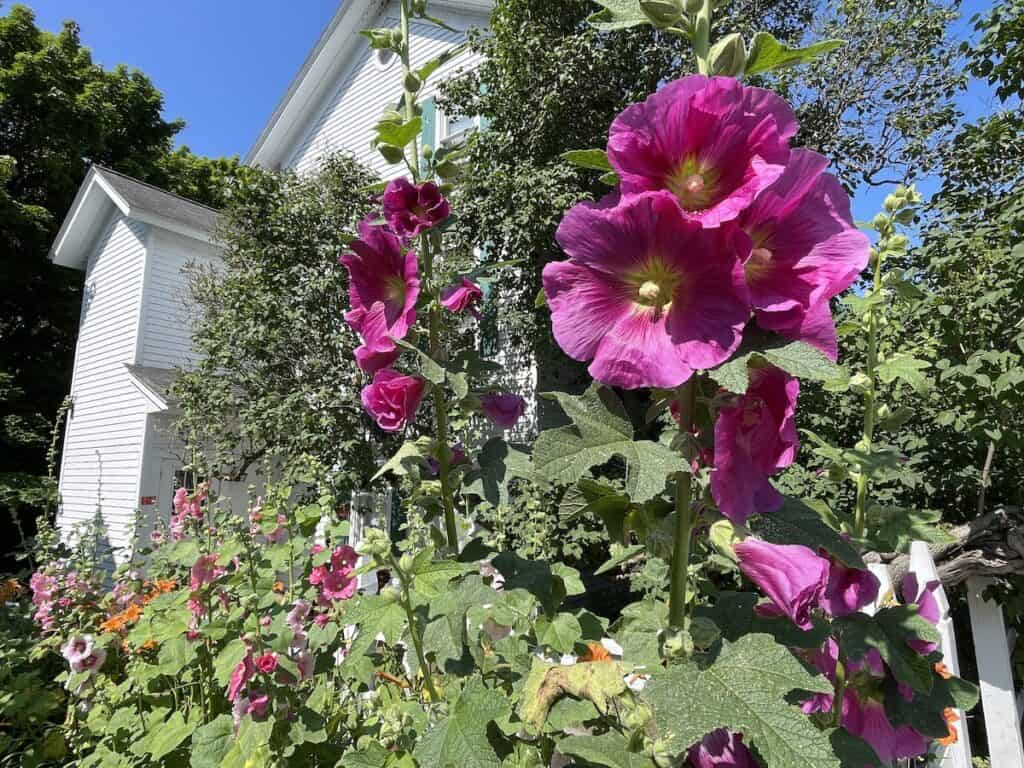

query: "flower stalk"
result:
(390, 554), (442, 702)
(669, 379), (697, 632)
(691, 0), (713, 75)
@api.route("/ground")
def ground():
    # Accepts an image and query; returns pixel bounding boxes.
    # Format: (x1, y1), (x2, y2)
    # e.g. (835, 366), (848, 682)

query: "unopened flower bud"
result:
(390, 29), (404, 47)
(708, 519), (739, 560)
(684, 0), (704, 11)
(421, 144), (433, 159)
(888, 233), (909, 251)
(398, 553), (415, 574)
(872, 213), (889, 232)
(709, 33), (746, 77)
(378, 144), (406, 165)
(661, 627), (691, 659)
(649, 739), (676, 768)
(404, 72), (422, 93)
(380, 585), (401, 604)
(639, 0), (684, 27)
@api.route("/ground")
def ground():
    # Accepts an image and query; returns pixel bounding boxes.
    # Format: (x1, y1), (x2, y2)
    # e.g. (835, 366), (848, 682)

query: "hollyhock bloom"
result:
(738, 149), (870, 359)
(546, 190), (750, 389)
(428, 442), (469, 476)
(441, 277), (484, 319)
(228, 652), (255, 702)
(607, 75), (796, 228)
(247, 692), (270, 720)
(264, 514), (288, 544)
(711, 366), (799, 524)
(480, 393), (527, 428)
(382, 177), (451, 239)
(734, 539), (828, 630)
(822, 558), (880, 617)
(361, 369), (427, 432)
(687, 730), (758, 768)
(61, 635), (95, 668)
(255, 652), (278, 674)
(902, 573), (942, 654)
(189, 553), (223, 591)
(286, 600), (311, 632)
(309, 545), (359, 604)
(295, 650), (315, 680)
(341, 219), (420, 374)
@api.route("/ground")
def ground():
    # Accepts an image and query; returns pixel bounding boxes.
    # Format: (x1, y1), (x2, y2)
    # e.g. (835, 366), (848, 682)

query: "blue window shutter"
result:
(420, 97), (436, 153)
(478, 83), (490, 131)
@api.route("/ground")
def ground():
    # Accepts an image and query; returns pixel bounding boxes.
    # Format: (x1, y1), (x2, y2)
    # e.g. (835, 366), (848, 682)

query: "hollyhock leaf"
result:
(189, 715), (234, 768)
(710, 330), (841, 393)
(535, 613), (584, 654)
(157, 635), (198, 675)
(373, 439), (431, 481)
(875, 353), (931, 393)
(835, 607), (940, 693)
(596, 544), (646, 576)
(644, 634), (836, 767)
(696, 592), (831, 650)
(587, 0), (650, 30)
(287, 708), (327, 746)
(558, 733), (650, 768)
(413, 559), (475, 598)
(213, 639), (249, 686)
(493, 552), (567, 616)
(560, 479), (633, 542)
(413, 678), (509, 768)
(600, 170), (620, 186)
(866, 506), (955, 553)
(463, 437), (533, 507)
(415, 42), (469, 82)
(341, 596), (407, 669)
(562, 149), (613, 171)
(373, 117), (422, 149)
(520, 659), (628, 733)
(535, 384), (688, 502)
(745, 32), (844, 76)
(826, 729), (883, 768)
(339, 743), (390, 768)
(546, 699), (602, 733)
(392, 338), (446, 384)
(131, 710), (194, 761)
(883, 670), (979, 738)
(752, 496), (865, 568)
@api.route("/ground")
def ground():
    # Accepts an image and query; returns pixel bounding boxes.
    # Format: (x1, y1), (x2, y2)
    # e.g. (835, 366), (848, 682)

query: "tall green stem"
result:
(399, 1), (419, 178)
(692, 0), (713, 74)
(853, 246), (884, 538)
(669, 380), (697, 631)
(393, 556), (442, 702)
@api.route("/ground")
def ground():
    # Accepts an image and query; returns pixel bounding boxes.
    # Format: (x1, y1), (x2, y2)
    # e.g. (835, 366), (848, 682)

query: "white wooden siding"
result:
(140, 229), (219, 369)
(287, 1), (485, 176)
(57, 215), (149, 557)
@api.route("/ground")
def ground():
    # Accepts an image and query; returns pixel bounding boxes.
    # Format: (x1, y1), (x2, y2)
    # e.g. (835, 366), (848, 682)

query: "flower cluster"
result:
(171, 482), (208, 540)
(30, 558), (101, 633)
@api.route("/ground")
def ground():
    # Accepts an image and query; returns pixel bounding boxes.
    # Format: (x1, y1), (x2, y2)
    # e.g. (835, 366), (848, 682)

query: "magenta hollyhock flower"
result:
(902, 573), (942, 654)
(341, 219), (420, 374)
(228, 652), (255, 701)
(738, 149), (869, 359)
(822, 558), (880, 617)
(607, 75), (796, 228)
(711, 366), (799, 524)
(246, 691), (270, 720)
(440, 277), (484, 319)
(361, 369), (427, 432)
(309, 545), (359, 604)
(295, 650), (315, 680)
(733, 539), (828, 630)
(255, 652), (278, 675)
(381, 177), (451, 239)
(480, 393), (527, 428)
(843, 692), (930, 762)
(687, 730), (758, 767)
(546, 190), (750, 389)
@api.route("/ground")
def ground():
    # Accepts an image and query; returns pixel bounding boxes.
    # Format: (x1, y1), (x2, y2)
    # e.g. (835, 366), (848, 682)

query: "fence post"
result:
(967, 576), (1024, 767)
(908, 542), (973, 768)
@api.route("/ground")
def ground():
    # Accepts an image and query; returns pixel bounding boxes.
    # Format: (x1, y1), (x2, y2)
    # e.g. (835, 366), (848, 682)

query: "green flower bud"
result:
(828, 463), (849, 483)
(649, 739), (676, 768)
(380, 585), (401, 604)
(421, 144), (433, 159)
(377, 144), (406, 165)
(709, 33), (746, 77)
(359, 528), (392, 560)
(888, 233), (909, 252)
(404, 72), (422, 93)
(639, 0), (685, 27)
(398, 553), (415, 574)
(390, 29), (405, 47)
(849, 372), (872, 393)
(661, 627), (692, 659)
(871, 213), (890, 232)
(684, 0), (704, 11)
(708, 519), (739, 560)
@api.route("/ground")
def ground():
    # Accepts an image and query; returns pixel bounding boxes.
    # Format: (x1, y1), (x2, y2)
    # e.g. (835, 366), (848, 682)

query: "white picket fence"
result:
(869, 541), (1024, 767)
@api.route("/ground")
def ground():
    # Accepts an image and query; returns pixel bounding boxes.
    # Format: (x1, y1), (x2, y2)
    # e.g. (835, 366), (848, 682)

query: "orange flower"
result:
(935, 662), (953, 680)
(100, 603), (143, 633)
(938, 708), (960, 746)
(273, 581), (286, 594)
(579, 642), (613, 663)
(0, 578), (23, 602)
(136, 640), (159, 653)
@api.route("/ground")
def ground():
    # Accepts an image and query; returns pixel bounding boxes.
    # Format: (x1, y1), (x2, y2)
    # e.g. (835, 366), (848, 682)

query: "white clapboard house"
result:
(49, 0), (495, 560)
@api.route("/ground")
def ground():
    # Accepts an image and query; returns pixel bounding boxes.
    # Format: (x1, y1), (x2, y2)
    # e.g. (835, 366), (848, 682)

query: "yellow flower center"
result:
(631, 260), (681, 317)
(385, 275), (407, 303)
(744, 247), (774, 283)
(665, 156), (720, 211)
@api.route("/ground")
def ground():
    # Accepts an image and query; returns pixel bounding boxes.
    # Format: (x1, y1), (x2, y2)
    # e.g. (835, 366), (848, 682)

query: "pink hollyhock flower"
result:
(247, 691), (270, 720)
(711, 366), (799, 524)
(902, 573), (942, 654)
(382, 177), (451, 239)
(361, 369), (427, 432)
(428, 442), (469, 476)
(480, 393), (527, 428)
(255, 652), (278, 674)
(687, 729), (758, 767)
(286, 600), (311, 632)
(295, 650), (315, 680)
(341, 219), (420, 374)
(822, 558), (880, 617)
(264, 514), (288, 544)
(441, 277), (484, 319)
(61, 635), (95, 668)
(309, 545), (359, 604)
(546, 190), (750, 389)
(738, 149), (869, 359)
(733, 539), (828, 630)
(189, 553), (223, 592)
(228, 652), (255, 701)
(314, 612), (330, 628)
(607, 75), (796, 228)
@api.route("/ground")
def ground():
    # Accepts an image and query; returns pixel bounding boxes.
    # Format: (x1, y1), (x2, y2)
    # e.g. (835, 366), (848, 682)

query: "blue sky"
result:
(19, 0), (1000, 219)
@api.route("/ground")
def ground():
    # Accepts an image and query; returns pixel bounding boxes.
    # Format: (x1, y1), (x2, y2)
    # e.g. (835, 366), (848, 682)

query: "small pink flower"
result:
(608, 75), (796, 227)
(733, 539), (828, 630)
(361, 369), (427, 432)
(189, 553), (223, 592)
(314, 613), (330, 628)
(255, 652), (278, 674)
(247, 691), (270, 720)
(441, 277), (484, 319)
(711, 366), (799, 524)
(228, 653), (255, 701)
(295, 650), (315, 680)
(687, 730), (758, 768)
(286, 600), (312, 632)
(822, 558), (880, 617)
(480, 394), (526, 429)
(901, 573), (942, 654)
(61, 635), (94, 667)
(382, 177), (451, 239)
(341, 218), (420, 374)
(310, 545), (359, 604)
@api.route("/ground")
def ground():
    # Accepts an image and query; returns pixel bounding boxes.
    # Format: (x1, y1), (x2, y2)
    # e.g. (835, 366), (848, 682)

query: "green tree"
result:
(0, 5), (236, 567)
(173, 155), (383, 491)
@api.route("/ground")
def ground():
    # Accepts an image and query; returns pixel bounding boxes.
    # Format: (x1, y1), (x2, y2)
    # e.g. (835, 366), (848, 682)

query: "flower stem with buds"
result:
(691, 0), (713, 75)
(390, 554), (442, 702)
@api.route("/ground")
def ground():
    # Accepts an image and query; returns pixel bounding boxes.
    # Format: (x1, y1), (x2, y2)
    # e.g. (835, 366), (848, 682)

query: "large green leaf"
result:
(836, 607), (940, 693)
(587, 0), (651, 30)
(535, 613), (583, 654)
(339, 743), (390, 767)
(562, 149), (613, 171)
(745, 32), (844, 76)
(753, 496), (865, 568)
(492, 551), (567, 616)
(190, 715), (235, 768)
(463, 437), (533, 507)
(709, 329), (841, 393)
(413, 678), (510, 768)
(534, 384), (687, 502)
(643, 634), (837, 767)
(866, 505), (955, 553)
(131, 711), (195, 762)
(884, 667), (979, 738)
(557, 733), (652, 768)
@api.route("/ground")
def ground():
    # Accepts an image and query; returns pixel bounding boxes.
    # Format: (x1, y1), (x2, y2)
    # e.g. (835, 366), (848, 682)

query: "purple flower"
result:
(711, 366), (799, 524)
(441, 277), (484, 319)
(822, 558), (880, 617)
(739, 149), (869, 359)
(608, 75), (795, 228)
(341, 219), (420, 374)
(733, 539), (828, 630)
(361, 369), (427, 432)
(687, 730), (758, 767)
(480, 394), (526, 429)
(546, 190), (750, 389)
(382, 177), (451, 239)
(901, 573), (942, 654)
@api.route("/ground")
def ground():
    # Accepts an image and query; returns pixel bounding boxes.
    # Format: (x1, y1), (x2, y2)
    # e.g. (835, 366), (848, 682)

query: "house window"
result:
(438, 109), (480, 146)
(173, 469), (203, 494)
